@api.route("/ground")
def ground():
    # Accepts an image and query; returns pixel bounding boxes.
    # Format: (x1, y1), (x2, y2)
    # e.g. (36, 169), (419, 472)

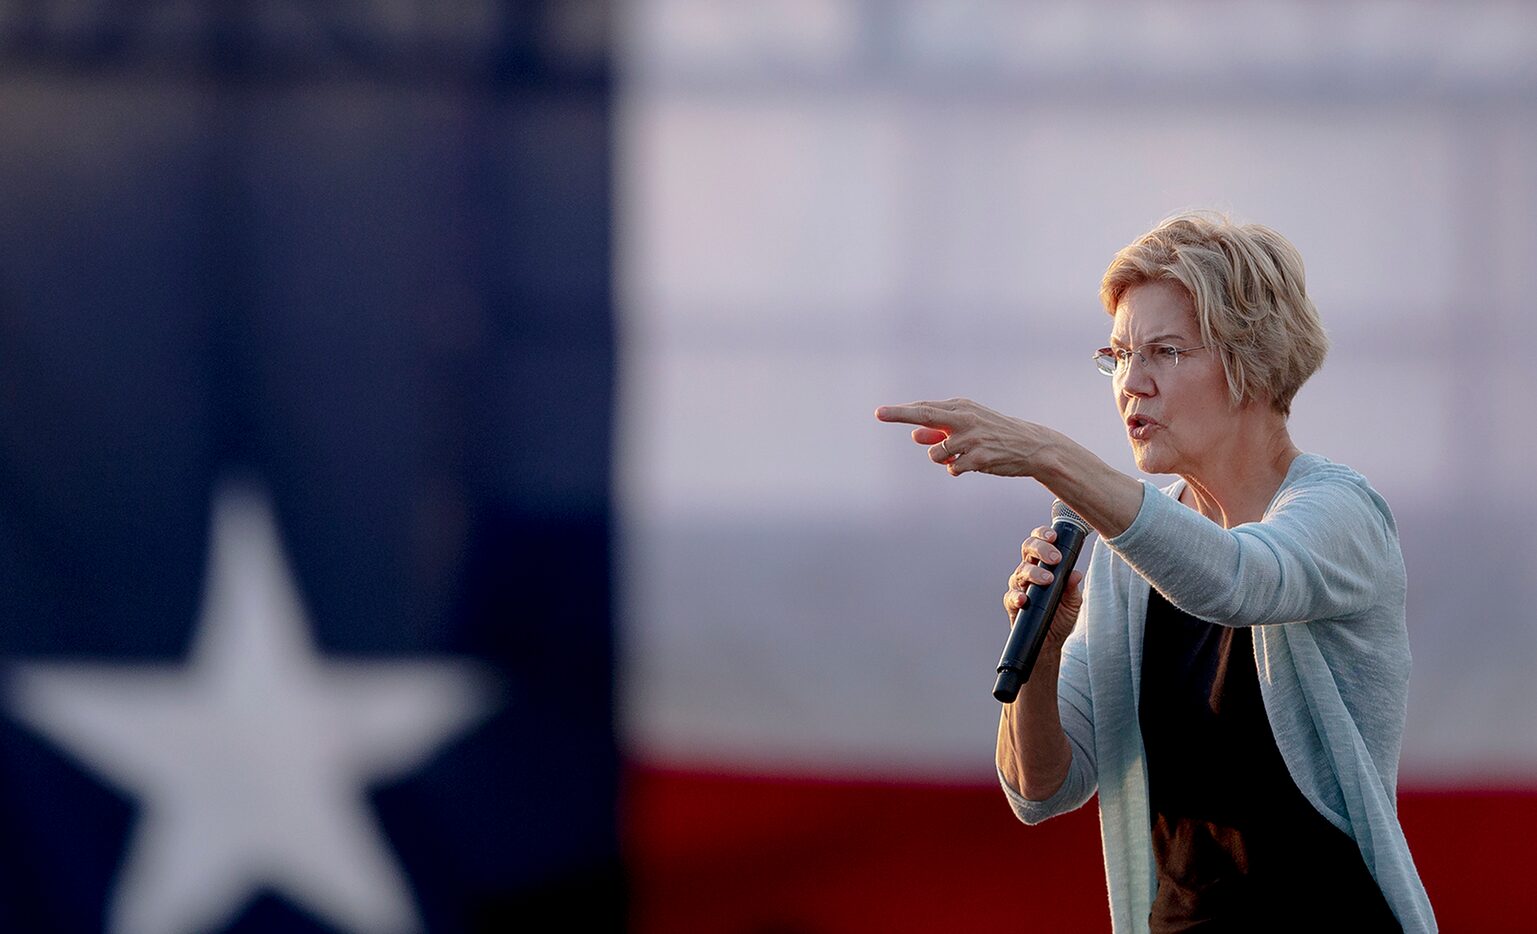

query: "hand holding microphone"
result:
(994, 501), (1091, 703)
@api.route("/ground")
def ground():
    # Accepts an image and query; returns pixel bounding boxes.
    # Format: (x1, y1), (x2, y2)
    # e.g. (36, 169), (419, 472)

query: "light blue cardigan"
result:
(999, 454), (1436, 932)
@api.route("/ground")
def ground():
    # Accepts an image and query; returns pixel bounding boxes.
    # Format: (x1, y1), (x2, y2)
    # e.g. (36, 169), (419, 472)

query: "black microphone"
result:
(993, 500), (1091, 703)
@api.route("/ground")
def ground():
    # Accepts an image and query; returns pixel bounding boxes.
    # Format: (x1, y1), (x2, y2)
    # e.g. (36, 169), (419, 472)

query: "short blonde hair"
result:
(1100, 212), (1328, 416)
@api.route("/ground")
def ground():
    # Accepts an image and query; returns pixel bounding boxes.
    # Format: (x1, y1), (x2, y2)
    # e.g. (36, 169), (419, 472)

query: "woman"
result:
(876, 214), (1434, 932)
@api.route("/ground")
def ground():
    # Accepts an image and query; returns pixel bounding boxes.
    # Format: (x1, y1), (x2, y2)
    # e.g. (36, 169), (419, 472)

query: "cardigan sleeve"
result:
(1103, 460), (1400, 627)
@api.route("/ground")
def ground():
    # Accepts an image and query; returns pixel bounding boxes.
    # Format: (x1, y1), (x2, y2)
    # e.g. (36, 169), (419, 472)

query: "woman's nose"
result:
(1118, 360), (1155, 396)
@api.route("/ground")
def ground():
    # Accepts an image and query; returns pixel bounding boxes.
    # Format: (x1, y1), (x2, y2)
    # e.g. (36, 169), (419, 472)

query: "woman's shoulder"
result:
(1271, 452), (1398, 535)
(1279, 452), (1383, 498)
(1287, 451), (1366, 484)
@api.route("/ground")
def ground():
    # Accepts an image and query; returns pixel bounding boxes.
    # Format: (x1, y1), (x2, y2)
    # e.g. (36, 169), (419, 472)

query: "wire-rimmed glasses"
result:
(1092, 343), (1208, 377)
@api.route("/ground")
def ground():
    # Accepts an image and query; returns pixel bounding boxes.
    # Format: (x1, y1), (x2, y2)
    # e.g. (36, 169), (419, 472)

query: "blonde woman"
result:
(877, 214), (1434, 932)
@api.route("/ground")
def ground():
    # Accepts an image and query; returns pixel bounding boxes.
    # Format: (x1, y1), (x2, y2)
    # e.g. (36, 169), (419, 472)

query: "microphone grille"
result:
(1050, 499), (1090, 532)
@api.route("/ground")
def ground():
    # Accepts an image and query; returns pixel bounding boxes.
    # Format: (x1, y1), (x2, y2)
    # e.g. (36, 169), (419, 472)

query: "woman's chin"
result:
(1130, 446), (1172, 476)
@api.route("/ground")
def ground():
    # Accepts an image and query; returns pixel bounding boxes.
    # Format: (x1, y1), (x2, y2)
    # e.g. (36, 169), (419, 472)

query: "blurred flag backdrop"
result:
(4, 2), (1537, 933)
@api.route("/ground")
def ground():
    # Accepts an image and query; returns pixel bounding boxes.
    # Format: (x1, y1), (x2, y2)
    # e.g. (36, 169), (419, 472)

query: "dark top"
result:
(1138, 587), (1400, 932)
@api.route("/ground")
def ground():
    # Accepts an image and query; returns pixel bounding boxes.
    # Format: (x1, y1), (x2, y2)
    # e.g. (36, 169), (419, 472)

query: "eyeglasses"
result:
(1093, 343), (1208, 377)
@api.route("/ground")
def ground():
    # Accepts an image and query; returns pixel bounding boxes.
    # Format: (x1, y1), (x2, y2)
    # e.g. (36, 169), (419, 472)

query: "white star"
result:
(6, 481), (499, 934)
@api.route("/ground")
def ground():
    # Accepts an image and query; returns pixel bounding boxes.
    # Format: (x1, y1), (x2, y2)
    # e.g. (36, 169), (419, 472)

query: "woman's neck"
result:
(1179, 419), (1301, 528)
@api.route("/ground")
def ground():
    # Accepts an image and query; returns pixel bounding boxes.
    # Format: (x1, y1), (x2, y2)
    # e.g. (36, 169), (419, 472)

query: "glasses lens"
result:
(1093, 351), (1116, 376)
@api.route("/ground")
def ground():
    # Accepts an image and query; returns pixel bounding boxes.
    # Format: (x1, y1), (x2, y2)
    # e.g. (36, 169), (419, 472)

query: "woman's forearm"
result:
(996, 646), (1074, 801)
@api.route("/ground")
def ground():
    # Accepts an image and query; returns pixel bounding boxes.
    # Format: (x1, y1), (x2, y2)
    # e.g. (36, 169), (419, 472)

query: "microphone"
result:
(993, 500), (1091, 704)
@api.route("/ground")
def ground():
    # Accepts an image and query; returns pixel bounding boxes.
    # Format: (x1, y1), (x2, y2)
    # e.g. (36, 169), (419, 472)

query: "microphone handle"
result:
(993, 518), (1088, 703)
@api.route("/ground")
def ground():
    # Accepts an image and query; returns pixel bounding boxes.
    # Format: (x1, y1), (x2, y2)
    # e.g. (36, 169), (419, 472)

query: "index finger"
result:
(874, 403), (949, 427)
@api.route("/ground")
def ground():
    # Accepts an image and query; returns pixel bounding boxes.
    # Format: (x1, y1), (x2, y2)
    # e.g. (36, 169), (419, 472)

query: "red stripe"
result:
(625, 764), (1537, 933)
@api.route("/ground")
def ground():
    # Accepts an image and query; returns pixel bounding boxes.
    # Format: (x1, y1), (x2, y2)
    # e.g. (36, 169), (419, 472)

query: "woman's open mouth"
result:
(1127, 414), (1159, 441)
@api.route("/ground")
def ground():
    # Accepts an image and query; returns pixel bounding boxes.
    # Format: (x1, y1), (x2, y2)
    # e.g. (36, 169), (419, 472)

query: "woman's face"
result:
(1110, 280), (1240, 478)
